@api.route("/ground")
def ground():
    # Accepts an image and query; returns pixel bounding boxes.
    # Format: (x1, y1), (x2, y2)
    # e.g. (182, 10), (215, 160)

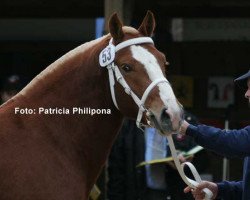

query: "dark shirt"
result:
(187, 125), (250, 200)
(107, 119), (146, 200)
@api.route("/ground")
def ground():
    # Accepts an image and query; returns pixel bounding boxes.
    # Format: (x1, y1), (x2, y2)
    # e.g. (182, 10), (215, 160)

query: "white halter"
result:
(99, 37), (213, 200)
(99, 37), (168, 128)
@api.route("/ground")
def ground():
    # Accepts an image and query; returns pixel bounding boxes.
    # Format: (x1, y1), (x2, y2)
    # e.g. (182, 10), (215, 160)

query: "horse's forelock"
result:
(122, 26), (139, 35)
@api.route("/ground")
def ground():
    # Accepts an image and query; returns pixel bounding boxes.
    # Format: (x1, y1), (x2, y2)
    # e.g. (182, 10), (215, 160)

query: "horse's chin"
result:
(147, 120), (174, 136)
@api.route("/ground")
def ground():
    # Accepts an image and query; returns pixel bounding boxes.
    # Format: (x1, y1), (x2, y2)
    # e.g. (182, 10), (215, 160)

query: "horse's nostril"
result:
(161, 108), (170, 121)
(160, 108), (173, 132)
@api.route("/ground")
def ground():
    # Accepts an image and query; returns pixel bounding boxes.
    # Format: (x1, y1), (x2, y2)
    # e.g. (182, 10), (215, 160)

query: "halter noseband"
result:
(99, 36), (169, 128)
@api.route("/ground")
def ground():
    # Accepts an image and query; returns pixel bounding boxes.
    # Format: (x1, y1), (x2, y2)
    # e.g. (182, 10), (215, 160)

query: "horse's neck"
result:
(11, 38), (123, 189)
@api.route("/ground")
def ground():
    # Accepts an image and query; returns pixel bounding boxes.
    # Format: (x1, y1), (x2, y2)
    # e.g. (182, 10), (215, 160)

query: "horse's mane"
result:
(11, 26), (139, 100)
(18, 35), (109, 97)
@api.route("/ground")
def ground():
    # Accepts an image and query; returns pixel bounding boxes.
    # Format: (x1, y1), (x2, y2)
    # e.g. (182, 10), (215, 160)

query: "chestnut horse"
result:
(0, 11), (183, 200)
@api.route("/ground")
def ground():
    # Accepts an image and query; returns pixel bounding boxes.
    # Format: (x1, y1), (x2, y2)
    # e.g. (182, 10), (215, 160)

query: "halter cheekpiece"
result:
(99, 36), (169, 128)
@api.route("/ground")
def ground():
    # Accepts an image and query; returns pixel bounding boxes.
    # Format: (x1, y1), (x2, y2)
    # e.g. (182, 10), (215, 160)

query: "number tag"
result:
(99, 44), (115, 67)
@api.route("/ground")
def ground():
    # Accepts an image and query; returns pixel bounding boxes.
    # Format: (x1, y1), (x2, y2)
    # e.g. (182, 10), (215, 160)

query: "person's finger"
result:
(195, 181), (218, 199)
(196, 181), (211, 192)
(178, 154), (186, 163)
(192, 190), (205, 200)
(184, 186), (192, 193)
(179, 120), (190, 135)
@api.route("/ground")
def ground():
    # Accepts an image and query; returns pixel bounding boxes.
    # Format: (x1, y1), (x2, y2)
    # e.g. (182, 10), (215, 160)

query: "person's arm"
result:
(217, 181), (243, 200)
(181, 121), (250, 157)
(184, 180), (242, 200)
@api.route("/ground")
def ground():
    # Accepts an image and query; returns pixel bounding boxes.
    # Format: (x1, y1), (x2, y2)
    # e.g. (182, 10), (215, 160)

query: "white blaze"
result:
(130, 45), (180, 114)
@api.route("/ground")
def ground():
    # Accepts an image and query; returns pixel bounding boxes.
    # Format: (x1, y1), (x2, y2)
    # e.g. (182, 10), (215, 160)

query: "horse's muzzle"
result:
(146, 107), (183, 135)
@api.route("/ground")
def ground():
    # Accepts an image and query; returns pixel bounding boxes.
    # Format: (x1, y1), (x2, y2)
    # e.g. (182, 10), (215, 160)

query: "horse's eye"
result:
(121, 64), (132, 72)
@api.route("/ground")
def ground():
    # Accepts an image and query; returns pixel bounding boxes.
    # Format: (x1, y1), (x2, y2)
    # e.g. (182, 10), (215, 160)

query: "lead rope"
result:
(165, 134), (213, 200)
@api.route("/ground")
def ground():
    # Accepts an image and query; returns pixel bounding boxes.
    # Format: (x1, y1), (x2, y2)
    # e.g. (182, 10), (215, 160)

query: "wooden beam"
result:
(104, 0), (134, 33)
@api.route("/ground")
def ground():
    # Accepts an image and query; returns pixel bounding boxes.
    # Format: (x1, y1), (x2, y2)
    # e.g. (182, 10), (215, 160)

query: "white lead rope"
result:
(166, 134), (213, 200)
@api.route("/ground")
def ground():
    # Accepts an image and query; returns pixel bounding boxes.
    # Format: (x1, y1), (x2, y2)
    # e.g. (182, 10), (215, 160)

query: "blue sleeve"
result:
(186, 125), (250, 158)
(217, 181), (242, 200)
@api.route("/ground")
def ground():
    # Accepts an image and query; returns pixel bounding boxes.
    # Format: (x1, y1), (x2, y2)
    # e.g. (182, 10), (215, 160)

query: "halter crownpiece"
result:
(115, 37), (154, 52)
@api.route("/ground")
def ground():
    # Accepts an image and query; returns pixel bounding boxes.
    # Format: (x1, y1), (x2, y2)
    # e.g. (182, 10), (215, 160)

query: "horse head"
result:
(102, 11), (184, 134)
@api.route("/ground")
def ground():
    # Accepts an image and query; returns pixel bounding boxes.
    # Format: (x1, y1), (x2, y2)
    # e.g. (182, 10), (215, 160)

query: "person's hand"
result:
(167, 154), (193, 170)
(178, 153), (191, 163)
(179, 120), (190, 135)
(184, 181), (218, 200)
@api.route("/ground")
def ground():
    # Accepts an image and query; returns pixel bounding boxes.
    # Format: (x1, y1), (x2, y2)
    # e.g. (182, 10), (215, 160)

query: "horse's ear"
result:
(109, 13), (124, 44)
(138, 10), (155, 37)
